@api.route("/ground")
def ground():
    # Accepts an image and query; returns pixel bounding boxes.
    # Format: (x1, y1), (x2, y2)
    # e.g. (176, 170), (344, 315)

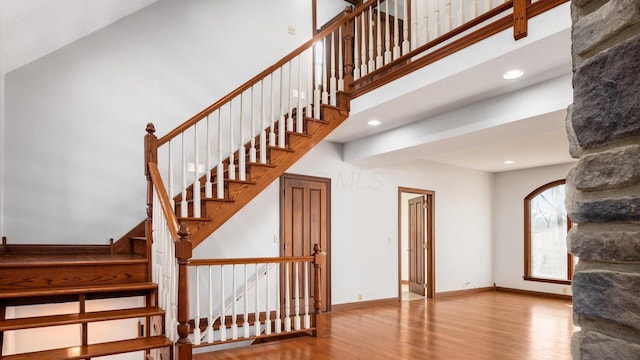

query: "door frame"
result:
(279, 173), (332, 311)
(398, 187), (435, 299)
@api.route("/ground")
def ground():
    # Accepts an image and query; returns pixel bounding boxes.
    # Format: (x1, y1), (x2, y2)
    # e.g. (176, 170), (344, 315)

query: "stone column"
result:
(566, 0), (640, 358)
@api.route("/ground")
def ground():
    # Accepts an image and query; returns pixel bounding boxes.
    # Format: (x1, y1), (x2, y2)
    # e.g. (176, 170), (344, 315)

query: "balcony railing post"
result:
(342, 6), (355, 92)
(513, 0), (529, 40)
(312, 244), (326, 336)
(175, 223), (193, 360)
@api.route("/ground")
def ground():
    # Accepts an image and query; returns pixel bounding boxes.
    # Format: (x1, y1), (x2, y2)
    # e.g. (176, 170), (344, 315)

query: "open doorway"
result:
(398, 187), (435, 300)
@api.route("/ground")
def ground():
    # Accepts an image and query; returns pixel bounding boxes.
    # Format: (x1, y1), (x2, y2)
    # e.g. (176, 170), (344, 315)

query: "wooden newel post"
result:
(175, 223), (193, 360)
(312, 243), (326, 336)
(342, 6), (355, 92)
(145, 123), (158, 280)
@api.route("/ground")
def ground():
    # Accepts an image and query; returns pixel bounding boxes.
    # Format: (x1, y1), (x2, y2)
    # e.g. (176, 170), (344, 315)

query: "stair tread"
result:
(0, 253), (147, 268)
(0, 282), (158, 299)
(0, 307), (165, 331)
(0, 335), (172, 360)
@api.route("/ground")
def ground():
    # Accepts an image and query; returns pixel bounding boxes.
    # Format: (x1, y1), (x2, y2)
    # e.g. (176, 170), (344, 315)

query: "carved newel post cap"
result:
(146, 122), (156, 134)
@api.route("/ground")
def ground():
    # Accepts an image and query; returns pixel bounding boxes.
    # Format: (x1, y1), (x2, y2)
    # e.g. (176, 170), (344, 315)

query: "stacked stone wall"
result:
(567, 0), (640, 358)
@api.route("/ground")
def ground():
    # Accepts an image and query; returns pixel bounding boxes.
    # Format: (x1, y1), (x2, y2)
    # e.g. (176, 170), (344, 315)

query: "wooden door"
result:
(408, 196), (426, 296)
(280, 174), (330, 312)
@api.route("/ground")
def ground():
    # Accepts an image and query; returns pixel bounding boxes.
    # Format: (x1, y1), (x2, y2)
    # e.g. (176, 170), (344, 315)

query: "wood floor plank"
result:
(193, 291), (575, 360)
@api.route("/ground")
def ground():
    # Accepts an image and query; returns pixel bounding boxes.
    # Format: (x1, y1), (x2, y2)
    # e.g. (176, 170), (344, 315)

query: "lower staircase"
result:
(0, 240), (172, 359)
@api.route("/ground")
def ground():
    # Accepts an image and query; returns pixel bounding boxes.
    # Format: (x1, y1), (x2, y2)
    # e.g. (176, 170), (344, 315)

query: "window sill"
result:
(523, 276), (571, 285)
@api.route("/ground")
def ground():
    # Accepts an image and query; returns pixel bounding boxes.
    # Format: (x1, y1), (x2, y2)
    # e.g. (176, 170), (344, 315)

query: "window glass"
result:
(529, 184), (567, 280)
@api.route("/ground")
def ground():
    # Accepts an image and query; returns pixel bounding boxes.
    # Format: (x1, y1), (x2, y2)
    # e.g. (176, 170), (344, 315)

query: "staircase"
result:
(0, 0), (568, 358)
(0, 241), (172, 359)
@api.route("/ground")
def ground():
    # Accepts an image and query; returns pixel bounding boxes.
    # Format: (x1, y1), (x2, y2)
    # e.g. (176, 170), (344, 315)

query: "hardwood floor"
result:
(193, 291), (576, 359)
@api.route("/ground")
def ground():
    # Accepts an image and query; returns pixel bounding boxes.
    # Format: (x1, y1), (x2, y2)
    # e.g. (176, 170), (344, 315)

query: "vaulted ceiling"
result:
(1, 0), (574, 173)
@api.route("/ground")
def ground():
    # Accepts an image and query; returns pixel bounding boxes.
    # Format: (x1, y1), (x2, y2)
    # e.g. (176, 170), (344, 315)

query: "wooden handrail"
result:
(148, 162), (180, 240)
(189, 256), (314, 267)
(157, 10), (352, 147)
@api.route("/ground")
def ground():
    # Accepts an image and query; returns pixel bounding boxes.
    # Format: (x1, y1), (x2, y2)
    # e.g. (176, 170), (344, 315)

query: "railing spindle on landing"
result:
(187, 252), (325, 348)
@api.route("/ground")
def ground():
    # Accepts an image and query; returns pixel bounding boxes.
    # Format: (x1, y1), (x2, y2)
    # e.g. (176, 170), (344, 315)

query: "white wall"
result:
(194, 141), (495, 304)
(3, 0), (313, 244)
(316, 0), (350, 29)
(493, 162), (576, 295)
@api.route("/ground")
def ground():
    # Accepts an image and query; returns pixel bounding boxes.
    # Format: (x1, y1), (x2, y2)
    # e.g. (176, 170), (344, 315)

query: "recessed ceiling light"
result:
(502, 69), (524, 80)
(504, 160), (515, 165)
(368, 120), (382, 126)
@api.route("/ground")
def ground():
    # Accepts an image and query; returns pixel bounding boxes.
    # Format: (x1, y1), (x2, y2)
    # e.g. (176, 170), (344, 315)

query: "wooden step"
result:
(0, 282), (158, 300)
(0, 335), (172, 360)
(0, 307), (165, 331)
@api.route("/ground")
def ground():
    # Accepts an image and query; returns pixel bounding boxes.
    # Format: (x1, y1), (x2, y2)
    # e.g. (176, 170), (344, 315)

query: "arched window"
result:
(524, 180), (574, 284)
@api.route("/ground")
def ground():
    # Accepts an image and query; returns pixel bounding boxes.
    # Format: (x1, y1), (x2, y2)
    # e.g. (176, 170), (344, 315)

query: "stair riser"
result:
(0, 263), (148, 291)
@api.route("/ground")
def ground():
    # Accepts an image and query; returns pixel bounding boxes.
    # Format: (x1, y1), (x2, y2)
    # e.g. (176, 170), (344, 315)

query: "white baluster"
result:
(376, 0), (383, 68)
(228, 102), (236, 181)
(307, 48), (313, 118)
(423, 0), (430, 44)
(338, 27), (344, 92)
(403, 0), (410, 54)
(329, 32), (337, 107)
(287, 60), (294, 132)
(445, 0), (453, 32)
(485, 0), (492, 13)
(207, 265), (214, 343)
(434, 0), (441, 38)
(168, 140), (174, 210)
(250, 87), (257, 163)
(220, 265), (226, 341)
(361, 10), (369, 76)
(254, 263), (261, 336)
(232, 265), (238, 339)
(369, 7), (376, 70)
(304, 261), (310, 329)
(180, 133), (188, 217)
(322, 37), (329, 105)
(192, 123), (201, 218)
(471, 0), (478, 18)
(384, 0), (391, 64)
(458, 0), (464, 26)
(294, 262), (301, 331)
(194, 267), (201, 345)
(216, 110), (224, 199)
(279, 66), (286, 148)
(265, 264), (272, 335)
(260, 80), (268, 163)
(284, 262), (291, 331)
(412, 0), (419, 48)
(313, 45), (321, 119)
(354, 15), (361, 80)
(275, 264), (282, 333)
(296, 55), (303, 133)
(393, 0), (400, 60)
(270, 73), (276, 147)
(239, 94), (246, 181)
(243, 264), (250, 338)
(204, 116), (212, 198)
